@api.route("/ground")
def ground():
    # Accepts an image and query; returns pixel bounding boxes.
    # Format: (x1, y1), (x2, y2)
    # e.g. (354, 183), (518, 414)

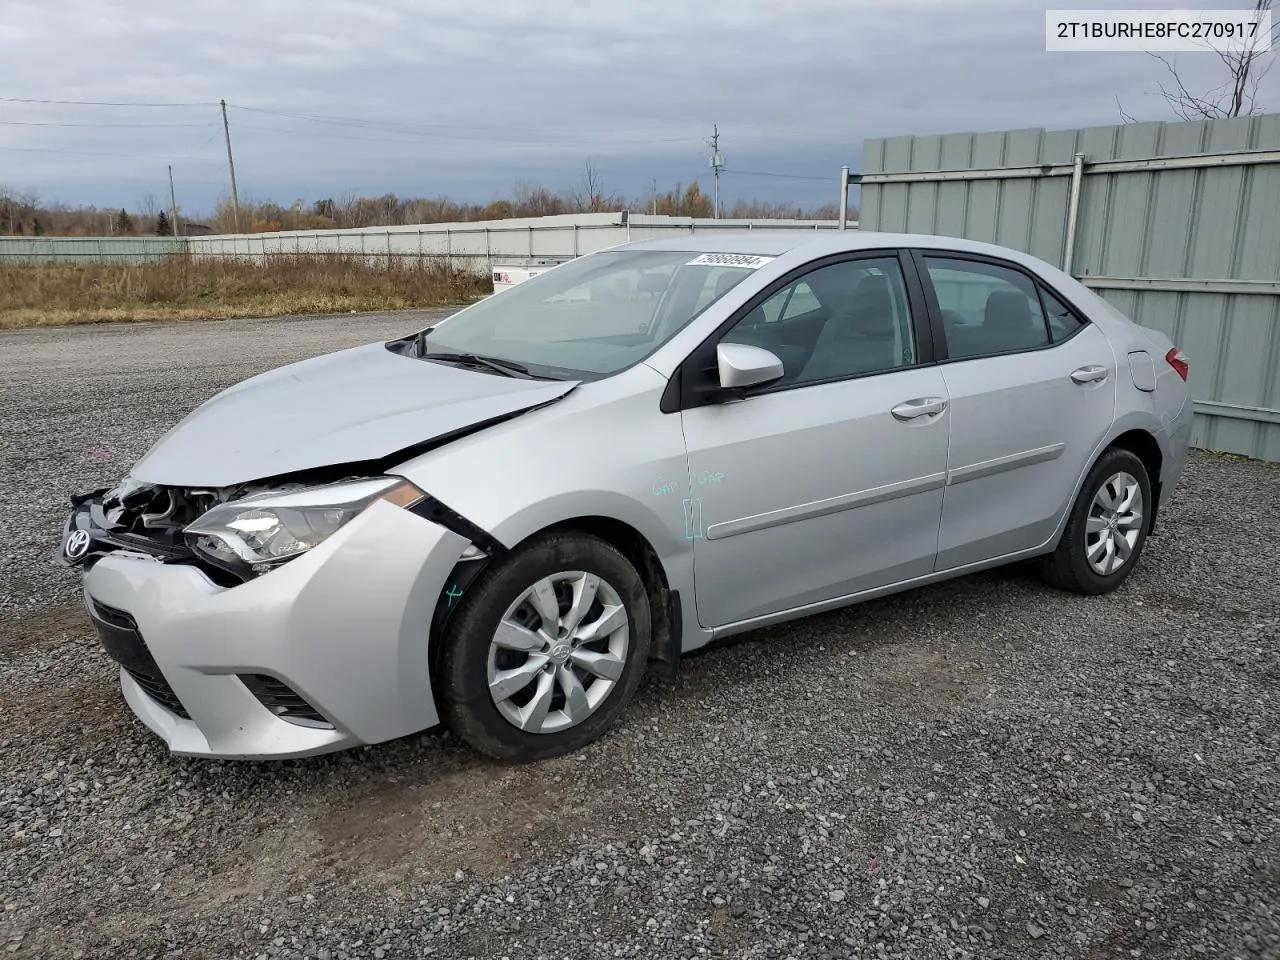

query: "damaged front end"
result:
(54, 473), (432, 588)
(57, 470), (504, 594)
(55, 479), (229, 579)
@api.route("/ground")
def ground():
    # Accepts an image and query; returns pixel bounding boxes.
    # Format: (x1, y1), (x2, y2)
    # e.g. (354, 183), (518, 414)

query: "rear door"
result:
(913, 252), (1117, 571)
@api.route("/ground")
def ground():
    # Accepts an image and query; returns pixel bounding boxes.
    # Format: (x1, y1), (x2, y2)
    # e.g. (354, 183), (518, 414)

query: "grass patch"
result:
(0, 254), (492, 329)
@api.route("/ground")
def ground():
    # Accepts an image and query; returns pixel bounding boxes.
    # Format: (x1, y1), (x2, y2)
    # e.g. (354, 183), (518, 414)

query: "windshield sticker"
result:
(685, 253), (775, 269)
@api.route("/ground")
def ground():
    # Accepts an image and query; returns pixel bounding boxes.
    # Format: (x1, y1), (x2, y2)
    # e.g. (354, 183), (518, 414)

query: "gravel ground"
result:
(1, 312), (1277, 960)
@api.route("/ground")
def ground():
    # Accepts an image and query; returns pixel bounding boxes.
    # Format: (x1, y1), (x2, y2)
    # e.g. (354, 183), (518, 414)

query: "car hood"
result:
(129, 342), (578, 487)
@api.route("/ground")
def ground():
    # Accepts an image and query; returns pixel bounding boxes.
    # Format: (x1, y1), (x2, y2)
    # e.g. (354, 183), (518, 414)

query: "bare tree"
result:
(570, 159), (618, 213)
(1114, 95), (1139, 124)
(1129, 0), (1277, 121)
(511, 180), (568, 217)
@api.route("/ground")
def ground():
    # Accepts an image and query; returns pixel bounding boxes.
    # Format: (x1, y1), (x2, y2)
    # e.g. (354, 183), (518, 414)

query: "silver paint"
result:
(72, 229), (1193, 759)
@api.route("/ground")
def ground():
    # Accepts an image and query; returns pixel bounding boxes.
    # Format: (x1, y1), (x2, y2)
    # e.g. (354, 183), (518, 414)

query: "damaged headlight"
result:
(185, 477), (425, 577)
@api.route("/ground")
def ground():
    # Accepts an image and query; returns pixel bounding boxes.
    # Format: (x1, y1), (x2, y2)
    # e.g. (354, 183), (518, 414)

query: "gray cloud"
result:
(2, 0), (1276, 211)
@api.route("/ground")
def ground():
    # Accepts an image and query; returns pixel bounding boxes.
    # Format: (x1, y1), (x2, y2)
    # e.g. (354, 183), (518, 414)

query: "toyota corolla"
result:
(56, 232), (1192, 761)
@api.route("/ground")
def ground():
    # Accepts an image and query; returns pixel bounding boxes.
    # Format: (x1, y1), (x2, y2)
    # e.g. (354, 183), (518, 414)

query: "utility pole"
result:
(168, 165), (182, 237)
(707, 124), (724, 219)
(651, 179), (657, 216)
(220, 98), (241, 233)
(838, 166), (850, 231)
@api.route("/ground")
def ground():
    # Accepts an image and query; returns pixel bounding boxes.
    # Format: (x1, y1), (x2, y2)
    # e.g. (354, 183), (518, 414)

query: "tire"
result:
(1040, 447), (1153, 595)
(439, 531), (651, 762)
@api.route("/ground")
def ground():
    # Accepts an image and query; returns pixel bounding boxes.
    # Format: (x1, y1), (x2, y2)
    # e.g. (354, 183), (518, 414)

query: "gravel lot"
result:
(1, 312), (1278, 960)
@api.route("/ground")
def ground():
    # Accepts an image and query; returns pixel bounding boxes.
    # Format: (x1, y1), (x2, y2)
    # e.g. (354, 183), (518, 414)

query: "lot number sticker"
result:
(685, 253), (775, 269)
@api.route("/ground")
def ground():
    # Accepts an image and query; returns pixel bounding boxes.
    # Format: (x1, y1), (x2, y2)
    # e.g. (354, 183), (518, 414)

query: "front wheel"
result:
(1040, 447), (1153, 595)
(439, 531), (651, 762)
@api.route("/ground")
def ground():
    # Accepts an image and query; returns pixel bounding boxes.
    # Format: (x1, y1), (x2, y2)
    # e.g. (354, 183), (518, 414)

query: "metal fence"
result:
(0, 212), (841, 271)
(856, 114), (1280, 461)
(0, 236), (185, 263)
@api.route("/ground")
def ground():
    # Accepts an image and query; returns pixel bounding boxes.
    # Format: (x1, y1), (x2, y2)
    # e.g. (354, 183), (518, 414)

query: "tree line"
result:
(0, 189), (182, 238)
(1, 176), (846, 238)
(210, 181), (842, 234)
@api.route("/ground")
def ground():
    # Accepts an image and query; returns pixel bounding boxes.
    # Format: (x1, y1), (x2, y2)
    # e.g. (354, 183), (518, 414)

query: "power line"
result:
(0, 96), (214, 107)
(1, 97), (840, 200)
(194, 127), (223, 149)
(0, 97), (781, 149)
(231, 120), (471, 146)
(0, 120), (213, 128)
(0, 144), (222, 161)
(722, 168), (832, 182)
(231, 118), (706, 148)
(0, 96), (836, 150)
(227, 102), (709, 138)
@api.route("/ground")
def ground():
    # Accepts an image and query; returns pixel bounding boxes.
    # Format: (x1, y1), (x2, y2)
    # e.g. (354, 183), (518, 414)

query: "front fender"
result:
(392, 369), (711, 651)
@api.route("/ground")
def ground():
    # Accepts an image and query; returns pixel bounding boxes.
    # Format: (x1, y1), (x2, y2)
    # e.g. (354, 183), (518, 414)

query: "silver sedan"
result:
(57, 231), (1193, 761)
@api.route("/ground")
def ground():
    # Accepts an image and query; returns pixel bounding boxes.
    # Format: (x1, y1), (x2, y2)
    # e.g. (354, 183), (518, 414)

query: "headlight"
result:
(185, 477), (425, 578)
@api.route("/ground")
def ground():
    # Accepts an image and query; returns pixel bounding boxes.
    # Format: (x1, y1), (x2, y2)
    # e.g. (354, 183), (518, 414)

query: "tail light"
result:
(1165, 347), (1189, 381)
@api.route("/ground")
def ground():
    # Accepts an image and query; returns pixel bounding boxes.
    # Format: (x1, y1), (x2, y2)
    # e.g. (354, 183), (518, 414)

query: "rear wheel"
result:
(440, 531), (651, 762)
(1041, 447), (1152, 595)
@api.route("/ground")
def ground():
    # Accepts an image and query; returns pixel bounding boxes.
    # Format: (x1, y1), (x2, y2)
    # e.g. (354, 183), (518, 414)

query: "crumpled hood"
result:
(130, 342), (578, 487)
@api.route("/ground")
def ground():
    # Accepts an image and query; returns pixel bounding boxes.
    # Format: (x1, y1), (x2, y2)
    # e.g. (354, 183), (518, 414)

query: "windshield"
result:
(421, 250), (773, 378)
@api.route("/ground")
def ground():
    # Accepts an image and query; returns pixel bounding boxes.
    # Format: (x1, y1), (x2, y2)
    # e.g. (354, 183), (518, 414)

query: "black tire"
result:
(439, 531), (651, 762)
(1040, 447), (1153, 595)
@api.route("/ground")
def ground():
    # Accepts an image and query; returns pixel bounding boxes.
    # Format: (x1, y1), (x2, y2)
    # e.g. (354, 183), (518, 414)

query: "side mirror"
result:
(716, 342), (784, 391)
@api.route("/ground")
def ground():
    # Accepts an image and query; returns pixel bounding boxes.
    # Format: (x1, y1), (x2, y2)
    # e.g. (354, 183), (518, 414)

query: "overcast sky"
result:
(3, 0), (1278, 214)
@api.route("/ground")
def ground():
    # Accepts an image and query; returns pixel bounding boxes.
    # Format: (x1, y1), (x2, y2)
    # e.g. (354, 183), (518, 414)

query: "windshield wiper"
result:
(423, 351), (534, 378)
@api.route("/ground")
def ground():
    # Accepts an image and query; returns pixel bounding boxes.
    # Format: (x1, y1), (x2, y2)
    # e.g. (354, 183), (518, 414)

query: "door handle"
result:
(1070, 365), (1108, 384)
(891, 397), (947, 421)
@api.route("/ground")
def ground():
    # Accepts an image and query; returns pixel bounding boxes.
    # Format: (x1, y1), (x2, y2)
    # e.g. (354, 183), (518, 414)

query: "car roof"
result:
(616, 230), (1051, 268)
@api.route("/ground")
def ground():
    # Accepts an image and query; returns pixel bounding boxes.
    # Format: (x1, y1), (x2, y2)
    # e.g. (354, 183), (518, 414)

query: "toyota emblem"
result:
(64, 529), (91, 561)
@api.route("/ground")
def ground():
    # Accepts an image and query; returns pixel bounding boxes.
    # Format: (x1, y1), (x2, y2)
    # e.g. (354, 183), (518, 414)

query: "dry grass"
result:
(0, 254), (492, 329)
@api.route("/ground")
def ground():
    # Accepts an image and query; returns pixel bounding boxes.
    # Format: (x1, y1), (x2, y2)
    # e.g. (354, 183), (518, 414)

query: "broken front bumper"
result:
(71, 499), (469, 759)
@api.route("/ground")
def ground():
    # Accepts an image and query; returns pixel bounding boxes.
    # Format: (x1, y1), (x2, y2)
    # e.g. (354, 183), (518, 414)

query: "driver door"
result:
(678, 252), (951, 628)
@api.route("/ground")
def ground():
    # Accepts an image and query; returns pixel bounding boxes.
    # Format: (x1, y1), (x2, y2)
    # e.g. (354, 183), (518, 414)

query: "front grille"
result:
(88, 599), (190, 719)
(238, 674), (332, 728)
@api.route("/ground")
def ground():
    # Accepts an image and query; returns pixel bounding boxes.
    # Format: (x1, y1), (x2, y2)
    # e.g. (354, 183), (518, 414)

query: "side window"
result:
(779, 281), (820, 320)
(760, 291), (786, 323)
(758, 281), (817, 323)
(1040, 286), (1086, 342)
(924, 258), (1051, 360)
(723, 257), (917, 386)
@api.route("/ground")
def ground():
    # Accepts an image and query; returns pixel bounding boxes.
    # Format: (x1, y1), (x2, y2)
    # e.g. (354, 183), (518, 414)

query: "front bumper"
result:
(80, 500), (468, 759)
